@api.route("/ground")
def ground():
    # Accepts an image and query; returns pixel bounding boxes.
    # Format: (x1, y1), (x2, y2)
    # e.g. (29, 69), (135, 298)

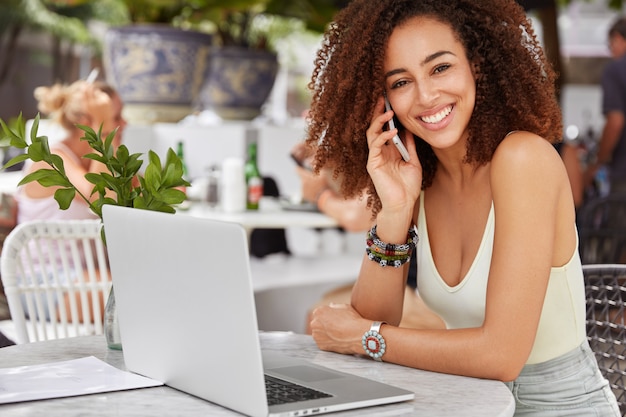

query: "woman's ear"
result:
(471, 60), (481, 81)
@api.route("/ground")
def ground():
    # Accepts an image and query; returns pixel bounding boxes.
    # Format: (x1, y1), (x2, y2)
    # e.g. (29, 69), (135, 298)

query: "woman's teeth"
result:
(420, 105), (452, 124)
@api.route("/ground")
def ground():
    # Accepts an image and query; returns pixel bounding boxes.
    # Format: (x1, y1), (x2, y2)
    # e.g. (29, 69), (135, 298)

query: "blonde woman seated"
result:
(16, 79), (127, 323)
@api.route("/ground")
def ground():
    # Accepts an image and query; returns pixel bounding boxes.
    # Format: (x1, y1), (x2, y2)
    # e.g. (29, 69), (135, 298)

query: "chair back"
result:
(583, 264), (626, 414)
(0, 219), (110, 344)
(578, 194), (626, 264)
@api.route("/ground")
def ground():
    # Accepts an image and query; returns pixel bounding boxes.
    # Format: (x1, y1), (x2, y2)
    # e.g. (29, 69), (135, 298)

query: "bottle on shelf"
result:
(206, 164), (220, 208)
(176, 140), (190, 200)
(176, 140), (189, 182)
(245, 142), (263, 210)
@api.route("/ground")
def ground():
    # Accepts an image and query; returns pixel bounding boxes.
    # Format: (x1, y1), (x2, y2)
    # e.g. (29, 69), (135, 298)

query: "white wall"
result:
(561, 84), (604, 140)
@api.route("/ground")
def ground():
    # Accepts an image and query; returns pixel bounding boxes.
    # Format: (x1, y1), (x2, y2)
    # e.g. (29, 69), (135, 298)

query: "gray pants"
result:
(505, 341), (620, 416)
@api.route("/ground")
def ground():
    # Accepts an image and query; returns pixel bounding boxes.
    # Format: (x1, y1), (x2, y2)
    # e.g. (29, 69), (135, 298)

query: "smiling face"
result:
(384, 16), (476, 156)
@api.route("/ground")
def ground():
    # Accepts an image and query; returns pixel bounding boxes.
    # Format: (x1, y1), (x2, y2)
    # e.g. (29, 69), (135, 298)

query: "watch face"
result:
(362, 329), (386, 360)
(365, 335), (382, 354)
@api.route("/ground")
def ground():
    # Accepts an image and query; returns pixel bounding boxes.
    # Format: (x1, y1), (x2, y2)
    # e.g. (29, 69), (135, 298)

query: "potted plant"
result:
(0, 113), (188, 219)
(0, 113), (189, 348)
(101, 1), (215, 124)
(189, 0), (344, 120)
(102, 0), (344, 121)
(1, 0), (344, 122)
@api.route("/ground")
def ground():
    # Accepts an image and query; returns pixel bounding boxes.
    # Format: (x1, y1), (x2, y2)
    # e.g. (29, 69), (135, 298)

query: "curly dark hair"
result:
(305, 0), (562, 214)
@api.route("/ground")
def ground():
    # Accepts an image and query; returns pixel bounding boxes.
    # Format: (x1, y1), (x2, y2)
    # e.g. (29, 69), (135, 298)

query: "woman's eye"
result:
(390, 80), (408, 89)
(433, 64), (451, 74)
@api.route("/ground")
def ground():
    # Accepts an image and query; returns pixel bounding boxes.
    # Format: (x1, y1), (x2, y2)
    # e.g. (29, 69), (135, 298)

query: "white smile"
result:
(420, 105), (453, 124)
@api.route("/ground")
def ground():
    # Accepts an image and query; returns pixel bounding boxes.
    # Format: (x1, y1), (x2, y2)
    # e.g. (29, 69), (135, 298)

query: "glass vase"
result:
(104, 285), (122, 350)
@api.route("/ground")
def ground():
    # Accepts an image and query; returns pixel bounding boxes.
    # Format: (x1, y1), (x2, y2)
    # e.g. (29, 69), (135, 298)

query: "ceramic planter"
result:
(103, 25), (213, 123)
(199, 46), (279, 120)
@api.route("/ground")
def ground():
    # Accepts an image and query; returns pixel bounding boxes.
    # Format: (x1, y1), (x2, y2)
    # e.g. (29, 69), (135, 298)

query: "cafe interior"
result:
(1, 1), (626, 416)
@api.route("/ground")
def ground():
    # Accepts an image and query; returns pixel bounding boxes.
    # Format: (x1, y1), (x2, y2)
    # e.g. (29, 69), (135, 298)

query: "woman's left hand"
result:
(309, 303), (370, 355)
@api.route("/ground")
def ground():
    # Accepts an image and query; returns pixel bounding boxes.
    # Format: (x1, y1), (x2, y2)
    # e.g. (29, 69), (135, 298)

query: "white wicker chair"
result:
(0, 219), (111, 344)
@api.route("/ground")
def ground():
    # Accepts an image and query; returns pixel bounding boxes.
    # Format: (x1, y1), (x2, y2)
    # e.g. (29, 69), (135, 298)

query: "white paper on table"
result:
(0, 356), (164, 404)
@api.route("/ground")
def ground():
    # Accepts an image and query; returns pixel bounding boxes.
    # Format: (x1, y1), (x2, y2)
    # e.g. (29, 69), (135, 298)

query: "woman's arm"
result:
(312, 132), (575, 381)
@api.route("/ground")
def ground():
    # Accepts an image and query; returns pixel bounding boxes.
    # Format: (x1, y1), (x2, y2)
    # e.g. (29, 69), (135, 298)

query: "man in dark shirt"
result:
(586, 17), (626, 194)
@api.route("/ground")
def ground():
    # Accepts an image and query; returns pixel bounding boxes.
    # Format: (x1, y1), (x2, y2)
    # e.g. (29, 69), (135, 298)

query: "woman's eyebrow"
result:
(423, 50), (455, 64)
(384, 50), (456, 79)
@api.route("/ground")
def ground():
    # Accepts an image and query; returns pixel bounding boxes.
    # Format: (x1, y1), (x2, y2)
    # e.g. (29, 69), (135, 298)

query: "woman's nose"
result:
(416, 80), (438, 105)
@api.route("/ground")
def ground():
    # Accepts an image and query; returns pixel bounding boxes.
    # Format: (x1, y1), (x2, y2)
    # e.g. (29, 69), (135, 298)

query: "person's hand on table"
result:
(309, 303), (370, 356)
(296, 166), (330, 204)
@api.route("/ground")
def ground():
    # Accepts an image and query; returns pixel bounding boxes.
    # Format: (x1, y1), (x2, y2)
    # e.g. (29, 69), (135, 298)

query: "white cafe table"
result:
(182, 198), (338, 230)
(0, 334), (516, 417)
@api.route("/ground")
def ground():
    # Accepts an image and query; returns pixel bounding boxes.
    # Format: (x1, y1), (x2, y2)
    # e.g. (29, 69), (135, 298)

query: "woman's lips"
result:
(420, 104), (453, 124)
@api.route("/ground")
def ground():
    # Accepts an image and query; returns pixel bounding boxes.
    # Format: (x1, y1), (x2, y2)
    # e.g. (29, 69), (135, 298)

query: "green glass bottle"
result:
(245, 142), (263, 210)
(176, 140), (189, 199)
(176, 140), (189, 181)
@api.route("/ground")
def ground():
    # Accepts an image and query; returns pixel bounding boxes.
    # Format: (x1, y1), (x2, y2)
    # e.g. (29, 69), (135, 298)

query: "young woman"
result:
(306, 1), (620, 415)
(15, 79), (127, 323)
(18, 79), (126, 223)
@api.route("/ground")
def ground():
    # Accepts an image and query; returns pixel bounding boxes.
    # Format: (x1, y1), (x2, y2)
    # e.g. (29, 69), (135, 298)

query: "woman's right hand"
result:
(78, 82), (123, 148)
(296, 166), (329, 204)
(80, 82), (115, 133)
(366, 98), (422, 215)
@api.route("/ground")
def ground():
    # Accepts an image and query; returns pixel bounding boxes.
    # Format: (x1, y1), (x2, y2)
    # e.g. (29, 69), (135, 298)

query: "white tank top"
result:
(16, 142), (97, 224)
(416, 193), (587, 364)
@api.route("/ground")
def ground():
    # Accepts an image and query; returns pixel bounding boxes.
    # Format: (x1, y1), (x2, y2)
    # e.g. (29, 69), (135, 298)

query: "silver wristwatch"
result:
(361, 321), (387, 361)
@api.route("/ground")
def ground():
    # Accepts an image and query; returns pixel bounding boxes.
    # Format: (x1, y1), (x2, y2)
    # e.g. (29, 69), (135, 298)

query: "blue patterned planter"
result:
(199, 46), (279, 120)
(103, 25), (212, 123)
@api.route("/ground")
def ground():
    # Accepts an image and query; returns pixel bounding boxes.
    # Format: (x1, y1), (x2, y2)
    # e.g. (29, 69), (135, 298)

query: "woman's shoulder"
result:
(50, 142), (82, 165)
(493, 131), (560, 166)
(490, 131), (566, 190)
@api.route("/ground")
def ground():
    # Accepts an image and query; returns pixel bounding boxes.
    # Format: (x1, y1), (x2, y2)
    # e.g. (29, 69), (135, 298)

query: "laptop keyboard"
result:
(265, 375), (332, 406)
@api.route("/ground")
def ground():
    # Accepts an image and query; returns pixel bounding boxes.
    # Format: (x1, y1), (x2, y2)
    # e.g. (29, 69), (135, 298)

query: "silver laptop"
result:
(102, 205), (414, 417)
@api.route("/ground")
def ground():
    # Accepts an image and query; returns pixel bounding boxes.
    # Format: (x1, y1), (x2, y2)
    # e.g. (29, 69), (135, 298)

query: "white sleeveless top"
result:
(16, 142), (97, 224)
(416, 193), (587, 364)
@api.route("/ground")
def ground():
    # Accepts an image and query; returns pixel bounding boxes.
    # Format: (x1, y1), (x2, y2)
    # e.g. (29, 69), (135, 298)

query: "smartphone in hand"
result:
(290, 152), (313, 171)
(384, 96), (410, 162)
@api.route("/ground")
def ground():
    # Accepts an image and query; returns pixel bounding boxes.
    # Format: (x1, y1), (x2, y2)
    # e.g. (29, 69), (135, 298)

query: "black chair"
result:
(583, 264), (626, 415)
(249, 177), (291, 258)
(577, 194), (626, 264)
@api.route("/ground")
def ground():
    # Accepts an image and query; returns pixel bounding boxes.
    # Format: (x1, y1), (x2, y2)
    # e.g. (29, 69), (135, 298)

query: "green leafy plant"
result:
(0, 114), (189, 221)
(558, 0), (622, 9)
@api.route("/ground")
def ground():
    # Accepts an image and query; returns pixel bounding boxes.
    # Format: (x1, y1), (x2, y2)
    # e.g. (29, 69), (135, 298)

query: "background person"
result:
(15, 79), (126, 323)
(584, 16), (626, 196)
(305, 1), (619, 415)
(18, 80), (126, 223)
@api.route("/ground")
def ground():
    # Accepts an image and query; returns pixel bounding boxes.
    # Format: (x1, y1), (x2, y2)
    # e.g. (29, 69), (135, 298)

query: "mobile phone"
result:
(384, 96), (410, 162)
(290, 152), (312, 171)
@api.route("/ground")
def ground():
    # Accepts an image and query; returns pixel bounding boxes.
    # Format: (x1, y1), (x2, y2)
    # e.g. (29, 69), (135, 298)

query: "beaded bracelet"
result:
(366, 225), (418, 268)
(366, 249), (412, 267)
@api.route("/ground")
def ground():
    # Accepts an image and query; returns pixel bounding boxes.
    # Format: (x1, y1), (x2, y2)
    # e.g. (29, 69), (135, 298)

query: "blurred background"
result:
(0, 0), (622, 130)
